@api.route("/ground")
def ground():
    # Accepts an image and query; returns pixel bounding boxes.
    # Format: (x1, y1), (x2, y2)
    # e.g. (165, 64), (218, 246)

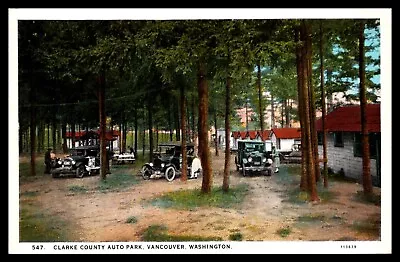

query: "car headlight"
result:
(149, 163), (153, 167)
(71, 160), (76, 165)
(248, 157), (252, 162)
(161, 163), (165, 168)
(262, 157), (267, 163)
(243, 158), (248, 164)
(58, 160), (62, 165)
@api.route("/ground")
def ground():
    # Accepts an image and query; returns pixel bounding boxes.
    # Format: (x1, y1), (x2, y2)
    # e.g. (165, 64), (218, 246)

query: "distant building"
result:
(315, 103), (381, 186)
(269, 128), (302, 152)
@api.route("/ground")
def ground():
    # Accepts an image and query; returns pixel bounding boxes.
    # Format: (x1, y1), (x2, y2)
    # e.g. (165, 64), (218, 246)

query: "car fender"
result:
(142, 163), (154, 170)
(164, 163), (177, 171)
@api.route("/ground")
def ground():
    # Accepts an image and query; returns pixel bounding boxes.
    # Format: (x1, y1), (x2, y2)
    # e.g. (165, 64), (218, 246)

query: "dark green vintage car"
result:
(234, 140), (273, 176)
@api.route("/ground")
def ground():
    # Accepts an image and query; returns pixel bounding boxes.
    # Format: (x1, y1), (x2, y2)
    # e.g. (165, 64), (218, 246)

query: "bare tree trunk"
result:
(29, 70), (36, 176)
(257, 62), (264, 132)
(98, 72), (108, 180)
(175, 101), (181, 141)
(168, 96), (173, 141)
(180, 83), (188, 181)
(61, 121), (67, 153)
(302, 20), (319, 202)
(148, 100), (153, 163)
(359, 21), (373, 195)
(71, 122), (76, 149)
(214, 109), (219, 156)
(142, 116), (146, 158)
(198, 62), (212, 193)
(191, 95), (196, 142)
(52, 119), (57, 153)
(285, 99), (290, 127)
(295, 27), (308, 191)
(306, 27), (321, 183)
(271, 94), (275, 129)
(320, 21), (329, 188)
(134, 105), (138, 159)
(223, 75), (231, 192)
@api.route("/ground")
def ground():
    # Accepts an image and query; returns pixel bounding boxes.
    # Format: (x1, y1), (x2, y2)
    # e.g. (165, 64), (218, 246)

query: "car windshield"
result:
(245, 143), (265, 153)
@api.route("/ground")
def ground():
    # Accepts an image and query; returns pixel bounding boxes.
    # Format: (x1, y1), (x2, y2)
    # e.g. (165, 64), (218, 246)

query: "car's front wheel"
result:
(76, 165), (85, 178)
(165, 166), (176, 182)
(242, 163), (246, 177)
(141, 166), (152, 180)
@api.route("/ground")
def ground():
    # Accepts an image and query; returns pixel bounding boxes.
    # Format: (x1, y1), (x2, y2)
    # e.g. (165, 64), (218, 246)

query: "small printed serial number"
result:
(340, 245), (356, 249)
(32, 245), (44, 250)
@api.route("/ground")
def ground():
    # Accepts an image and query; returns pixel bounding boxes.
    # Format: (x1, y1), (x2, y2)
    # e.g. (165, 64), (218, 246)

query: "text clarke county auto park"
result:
(53, 243), (232, 251)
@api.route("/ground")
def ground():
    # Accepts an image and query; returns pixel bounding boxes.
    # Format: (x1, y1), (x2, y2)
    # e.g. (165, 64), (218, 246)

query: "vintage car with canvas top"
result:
(139, 141), (201, 182)
(235, 139), (273, 176)
(50, 145), (103, 178)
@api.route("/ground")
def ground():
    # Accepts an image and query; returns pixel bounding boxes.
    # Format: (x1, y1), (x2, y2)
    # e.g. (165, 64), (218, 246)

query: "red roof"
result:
(271, 128), (301, 139)
(256, 130), (271, 141)
(65, 130), (120, 141)
(246, 130), (258, 140)
(231, 131), (241, 139)
(315, 104), (380, 133)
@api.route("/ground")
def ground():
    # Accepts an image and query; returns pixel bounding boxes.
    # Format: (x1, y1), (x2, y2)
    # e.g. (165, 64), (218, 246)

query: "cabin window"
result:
(317, 132), (323, 145)
(333, 132), (344, 147)
(353, 133), (379, 159)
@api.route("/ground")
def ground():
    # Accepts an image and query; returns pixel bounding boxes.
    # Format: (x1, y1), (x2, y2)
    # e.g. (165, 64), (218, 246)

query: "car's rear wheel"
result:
(165, 166), (176, 182)
(76, 165), (85, 178)
(141, 166), (152, 180)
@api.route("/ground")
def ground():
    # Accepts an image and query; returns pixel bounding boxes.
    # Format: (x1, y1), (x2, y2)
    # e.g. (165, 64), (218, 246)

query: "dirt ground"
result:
(18, 152), (382, 243)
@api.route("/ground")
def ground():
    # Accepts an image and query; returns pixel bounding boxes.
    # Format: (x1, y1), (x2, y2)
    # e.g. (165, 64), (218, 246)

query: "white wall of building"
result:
(318, 132), (378, 182)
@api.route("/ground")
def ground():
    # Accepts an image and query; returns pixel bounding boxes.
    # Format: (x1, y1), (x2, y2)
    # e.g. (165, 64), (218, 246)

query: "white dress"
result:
(191, 157), (202, 178)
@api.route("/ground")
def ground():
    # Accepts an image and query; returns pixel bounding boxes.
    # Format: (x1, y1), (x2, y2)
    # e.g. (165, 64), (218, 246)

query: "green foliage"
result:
(228, 232), (243, 241)
(19, 206), (71, 242)
(68, 185), (88, 194)
(276, 226), (292, 238)
(126, 216), (138, 224)
(353, 191), (381, 206)
(149, 183), (249, 210)
(141, 224), (222, 242)
(96, 172), (139, 193)
(352, 216), (380, 237)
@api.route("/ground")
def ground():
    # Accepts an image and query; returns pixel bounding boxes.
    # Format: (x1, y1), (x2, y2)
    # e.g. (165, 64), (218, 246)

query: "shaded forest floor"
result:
(17, 151), (382, 243)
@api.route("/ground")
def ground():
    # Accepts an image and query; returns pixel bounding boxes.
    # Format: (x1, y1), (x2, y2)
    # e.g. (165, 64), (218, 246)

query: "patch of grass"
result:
(20, 190), (40, 197)
(96, 172), (139, 192)
(297, 214), (326, 222)
(149, 183), (249, 210)
(19, 206), (71, 242)
(68, 185), (88, 193)
(353, 191), (381, 206)
(352, 216), (380, 237)
(274, 165), (301, 186)
(19, 158), (47, 183)
(229, 232), (243, 241)
(141, 224), (222, 242)
(126, 216), (138, 224)
(276, 226), (292, 238)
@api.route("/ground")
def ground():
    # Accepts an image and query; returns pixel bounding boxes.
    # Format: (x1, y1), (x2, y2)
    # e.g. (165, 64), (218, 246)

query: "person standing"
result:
(44, 148), (52, 174)
(272, 145), (280, 173)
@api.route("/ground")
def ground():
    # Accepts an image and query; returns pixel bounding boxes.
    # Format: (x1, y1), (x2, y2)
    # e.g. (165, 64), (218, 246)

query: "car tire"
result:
(141, 166), (152, 180)
(76, 165), (85, 178)
(242, 163), (246, 177)
(165, 166), (176, 182)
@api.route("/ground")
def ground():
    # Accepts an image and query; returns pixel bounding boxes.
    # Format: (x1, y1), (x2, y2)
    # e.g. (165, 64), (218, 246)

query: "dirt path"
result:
(19, 152), (381, 242)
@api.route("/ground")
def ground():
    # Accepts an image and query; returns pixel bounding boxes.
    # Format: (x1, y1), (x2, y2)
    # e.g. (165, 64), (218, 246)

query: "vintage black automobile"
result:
(140, 141), (201, 182)
(235, 139), (273, 176)
(51, 145), (102, 178)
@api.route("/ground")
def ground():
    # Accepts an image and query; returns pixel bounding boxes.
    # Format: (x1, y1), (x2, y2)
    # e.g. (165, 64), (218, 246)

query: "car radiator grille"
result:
(252, 156), (262, 165)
